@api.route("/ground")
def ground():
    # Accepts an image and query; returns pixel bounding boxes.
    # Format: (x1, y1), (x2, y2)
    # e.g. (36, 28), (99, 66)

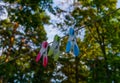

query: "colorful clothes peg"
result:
(43, 55), (48, 67)
(66, 28), (80, 56)
(35, 41), (48, 67)
(48, 35), (60, 61)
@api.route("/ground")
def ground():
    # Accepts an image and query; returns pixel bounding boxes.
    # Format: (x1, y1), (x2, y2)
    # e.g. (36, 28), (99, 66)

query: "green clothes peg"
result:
(48, 35), (60, 61)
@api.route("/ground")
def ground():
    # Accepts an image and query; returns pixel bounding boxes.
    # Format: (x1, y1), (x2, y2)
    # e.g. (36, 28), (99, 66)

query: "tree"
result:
(50, 0), (120, 83)
(0, 0), (55, 82)
(0, 0), (120, 83)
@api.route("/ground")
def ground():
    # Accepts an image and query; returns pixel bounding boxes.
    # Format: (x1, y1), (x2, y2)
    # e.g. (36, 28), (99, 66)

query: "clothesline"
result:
(0, 8), (120, 66)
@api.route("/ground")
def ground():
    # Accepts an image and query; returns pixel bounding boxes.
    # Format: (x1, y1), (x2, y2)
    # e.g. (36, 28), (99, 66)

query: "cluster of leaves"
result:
(58, 0), (120, 83)
(0, 0), (55, 82)
(0, 0), (120, 83)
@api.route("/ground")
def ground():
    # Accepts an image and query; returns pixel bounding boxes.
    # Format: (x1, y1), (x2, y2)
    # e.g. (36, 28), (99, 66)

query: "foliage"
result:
(0, 0), (120, 83)
(0, 0), (54, 82)
(52, 0), (120, 83)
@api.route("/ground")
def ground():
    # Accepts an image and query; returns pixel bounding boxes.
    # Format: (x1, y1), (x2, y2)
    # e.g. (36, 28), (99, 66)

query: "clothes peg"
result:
(48, 35), (60, 61)
(35, 41), (48, 67)
(66, 27), (80, 56)
(43, 55), (48, 67)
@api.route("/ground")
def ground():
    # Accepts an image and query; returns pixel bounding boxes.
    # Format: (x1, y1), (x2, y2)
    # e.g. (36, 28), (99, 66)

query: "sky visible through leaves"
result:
(0, 0), (120, 42)
(0, 0), (120, 82)
(45, 0), (120, 42)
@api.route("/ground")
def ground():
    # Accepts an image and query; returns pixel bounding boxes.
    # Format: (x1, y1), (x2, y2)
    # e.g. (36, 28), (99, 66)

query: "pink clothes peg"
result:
(35, 41), (49, 67)
(43, 55), (48, 67)
(36, 52), (41, 63)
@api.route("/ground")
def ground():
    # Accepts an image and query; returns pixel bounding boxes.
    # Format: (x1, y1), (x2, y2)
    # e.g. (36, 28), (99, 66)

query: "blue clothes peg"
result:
(66, 27), (80, 57)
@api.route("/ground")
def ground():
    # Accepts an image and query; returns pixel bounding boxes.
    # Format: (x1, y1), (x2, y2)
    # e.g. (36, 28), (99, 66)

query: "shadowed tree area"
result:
(0, 0), (120, 83)
(0, 0), (54, 82)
